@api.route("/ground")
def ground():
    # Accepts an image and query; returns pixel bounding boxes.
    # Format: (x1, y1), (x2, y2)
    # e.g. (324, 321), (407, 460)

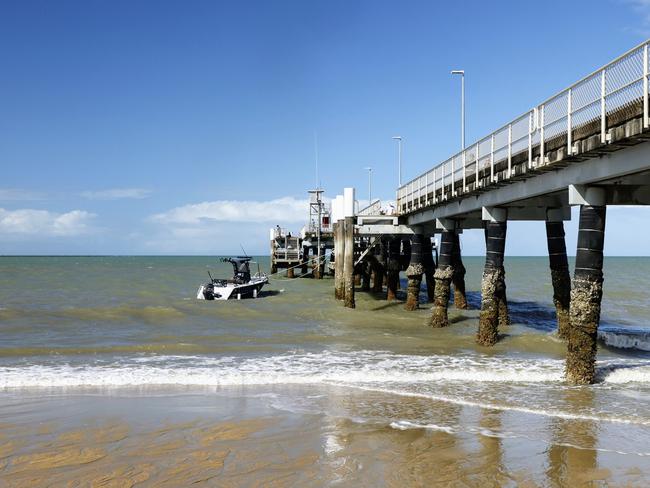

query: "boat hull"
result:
(197, 276), (269, 301)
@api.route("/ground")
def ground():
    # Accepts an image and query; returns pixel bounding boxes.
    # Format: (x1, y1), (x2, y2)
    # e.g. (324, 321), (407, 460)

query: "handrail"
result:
(397, 39), (650, 215)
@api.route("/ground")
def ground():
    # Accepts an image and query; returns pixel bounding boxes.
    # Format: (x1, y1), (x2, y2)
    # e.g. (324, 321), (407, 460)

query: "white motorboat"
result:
(197, 257), (268, 300)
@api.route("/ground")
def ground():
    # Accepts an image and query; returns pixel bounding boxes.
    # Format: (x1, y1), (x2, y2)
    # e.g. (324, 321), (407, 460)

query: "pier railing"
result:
(397, 40), (650, 215)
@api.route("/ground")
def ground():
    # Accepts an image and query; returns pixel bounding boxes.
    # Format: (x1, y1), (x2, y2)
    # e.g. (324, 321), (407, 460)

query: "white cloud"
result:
(0, 208), (96, 236)
(143, 196), (310, 253)
(0, 189), (46, 201)
(81, 188), (151, 200)
(151, 197), (309, 224)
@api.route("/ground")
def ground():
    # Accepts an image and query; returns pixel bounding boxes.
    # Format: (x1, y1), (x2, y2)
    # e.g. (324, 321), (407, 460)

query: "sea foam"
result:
(0, 350), (648, 388)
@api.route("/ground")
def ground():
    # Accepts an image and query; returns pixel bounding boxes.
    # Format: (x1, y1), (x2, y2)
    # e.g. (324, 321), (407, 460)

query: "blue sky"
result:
(1, 0), (650, 255)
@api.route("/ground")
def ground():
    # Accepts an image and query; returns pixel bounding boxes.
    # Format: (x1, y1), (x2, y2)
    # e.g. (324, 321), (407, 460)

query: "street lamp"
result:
(364, 166), (373, 205)
(392, 136), (402, 186)
(451, 70), (465, 150)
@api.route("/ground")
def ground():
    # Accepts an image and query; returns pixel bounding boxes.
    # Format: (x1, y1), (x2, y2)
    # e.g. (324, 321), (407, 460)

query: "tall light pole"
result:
(451, 70), (465, 149)
(392, 136), (402, 186)
(364, 166), (373, 204)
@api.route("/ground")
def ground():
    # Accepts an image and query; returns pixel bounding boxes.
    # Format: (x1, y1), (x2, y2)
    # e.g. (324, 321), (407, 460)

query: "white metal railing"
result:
(397, 39), (650, 214)
(358, 199), (382, 215)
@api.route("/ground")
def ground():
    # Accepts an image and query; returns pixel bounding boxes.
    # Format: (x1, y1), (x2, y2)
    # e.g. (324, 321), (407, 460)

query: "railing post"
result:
(538, 104), (546, 166)
(507, 124), (512, 179)
(462, 151), (467, 193)
(475, 142), (479, 188)
(425, 172), (428, 205)
(567, 88), (573, 156)
(443, 163), (447, 200)
(528, 110), (533, 170)
(643, 44), (650, 129)
(433, 167), (437, 203)
(601, 69), (607, 143)
(451, 158), (455, 196)
(490, 135), (495, 183)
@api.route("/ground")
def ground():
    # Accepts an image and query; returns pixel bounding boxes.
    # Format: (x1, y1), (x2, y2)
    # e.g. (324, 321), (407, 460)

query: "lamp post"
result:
(392, 136), (402, 186)
(364, 166), (372, 205)
(451, 70), (465, 150)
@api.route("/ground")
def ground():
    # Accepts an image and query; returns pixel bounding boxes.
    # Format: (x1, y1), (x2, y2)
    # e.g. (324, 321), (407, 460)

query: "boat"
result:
(197, 257), (269, 300)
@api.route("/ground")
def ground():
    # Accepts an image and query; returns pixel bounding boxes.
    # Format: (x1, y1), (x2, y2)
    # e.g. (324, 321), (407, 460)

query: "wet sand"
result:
(1, 387), (649, 487)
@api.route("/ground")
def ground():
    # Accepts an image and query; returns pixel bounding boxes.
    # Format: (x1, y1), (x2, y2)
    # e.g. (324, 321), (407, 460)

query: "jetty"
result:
(322, 39), (650, 386)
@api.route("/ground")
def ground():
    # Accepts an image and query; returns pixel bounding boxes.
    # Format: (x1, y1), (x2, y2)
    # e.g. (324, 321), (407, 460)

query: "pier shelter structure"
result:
(269, 189), (334, 278)
(332, 40), (650, 385)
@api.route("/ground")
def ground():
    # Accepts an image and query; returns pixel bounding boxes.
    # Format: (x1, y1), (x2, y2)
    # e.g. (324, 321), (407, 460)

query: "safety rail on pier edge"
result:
(397, 39), (650, 215)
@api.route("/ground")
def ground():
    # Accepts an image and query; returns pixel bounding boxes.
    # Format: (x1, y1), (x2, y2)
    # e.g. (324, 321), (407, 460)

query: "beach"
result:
(1, 256), (650, 486)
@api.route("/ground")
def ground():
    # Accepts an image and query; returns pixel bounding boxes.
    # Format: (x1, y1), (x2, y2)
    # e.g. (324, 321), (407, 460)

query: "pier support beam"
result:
(313, 246), (322, 279)
(451, 232), (468, 309)
(386, 238), (401, 300)
(405, 231), (424, 311)
(478, 208), (508, 346)
(429, 230), (455, 327)
(286, 266), (295, 279)
(566, 189), (607, 385)
(343, 216), (356, 309)
(361, 263), (371, 291)
(546, 210), (571, 340)
(354, 273), (361, 287)
(334, 221), (345, 300)
(372, 240), (386, 293)
(301, 247), (309, 276)
(422, 236), (436, 302)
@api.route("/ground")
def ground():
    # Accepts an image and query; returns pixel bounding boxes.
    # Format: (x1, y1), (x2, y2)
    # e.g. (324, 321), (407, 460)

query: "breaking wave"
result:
(598, 327), (650, 352)
(1, 350), (649, 388)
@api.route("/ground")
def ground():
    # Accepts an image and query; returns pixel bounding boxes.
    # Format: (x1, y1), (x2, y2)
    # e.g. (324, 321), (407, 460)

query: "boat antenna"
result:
(240, 244), (249, 257)
(207, 270), (214, 282)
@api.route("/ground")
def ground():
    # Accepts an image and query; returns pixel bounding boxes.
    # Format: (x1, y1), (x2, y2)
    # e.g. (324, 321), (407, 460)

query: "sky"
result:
(1, 0), (650, 255)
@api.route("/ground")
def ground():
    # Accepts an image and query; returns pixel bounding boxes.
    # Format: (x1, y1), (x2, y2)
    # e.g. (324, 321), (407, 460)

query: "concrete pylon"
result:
(566, 202), (606, 385)
(478, 215), (508, 346)
(354, 273), (361, 286)
(386, 237), (401, 300)
(405, 232), (424, 311)
(313, 246), (322, 279)
(429, 230), (455, 327)
(334, 221), (345, 300)
(361, 259), (371, 291)
(422, 236), (436, 302)
(483, 219), (510, 329)
(372, 240), (386, 293)
(546, 212), (571, 340)
(451, 232), (468, 309)
(343, 216), (356, 309)
(301, 247), (309, 276)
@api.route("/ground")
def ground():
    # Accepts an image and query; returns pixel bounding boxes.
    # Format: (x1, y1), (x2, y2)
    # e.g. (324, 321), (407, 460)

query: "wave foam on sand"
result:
(1, 350), (649, 388)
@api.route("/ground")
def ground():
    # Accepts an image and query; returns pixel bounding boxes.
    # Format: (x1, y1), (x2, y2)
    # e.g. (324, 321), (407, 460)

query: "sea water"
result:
(1, 256), (650, 483)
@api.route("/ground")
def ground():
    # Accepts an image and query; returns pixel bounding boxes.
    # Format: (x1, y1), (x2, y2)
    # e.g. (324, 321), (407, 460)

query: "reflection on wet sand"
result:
(546, 388), (609, 487)
(474, 409), (507, 487)
(314, 395), (539, 487)
(1, 388), (650, 486)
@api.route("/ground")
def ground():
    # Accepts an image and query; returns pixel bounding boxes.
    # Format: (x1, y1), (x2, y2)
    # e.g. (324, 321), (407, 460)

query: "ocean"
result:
(1, 255), (650, 485)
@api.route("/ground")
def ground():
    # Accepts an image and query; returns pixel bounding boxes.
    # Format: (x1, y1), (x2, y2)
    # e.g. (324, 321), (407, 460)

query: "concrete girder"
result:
(570, 183), (650, 205)
(405, 140), (650, 225)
